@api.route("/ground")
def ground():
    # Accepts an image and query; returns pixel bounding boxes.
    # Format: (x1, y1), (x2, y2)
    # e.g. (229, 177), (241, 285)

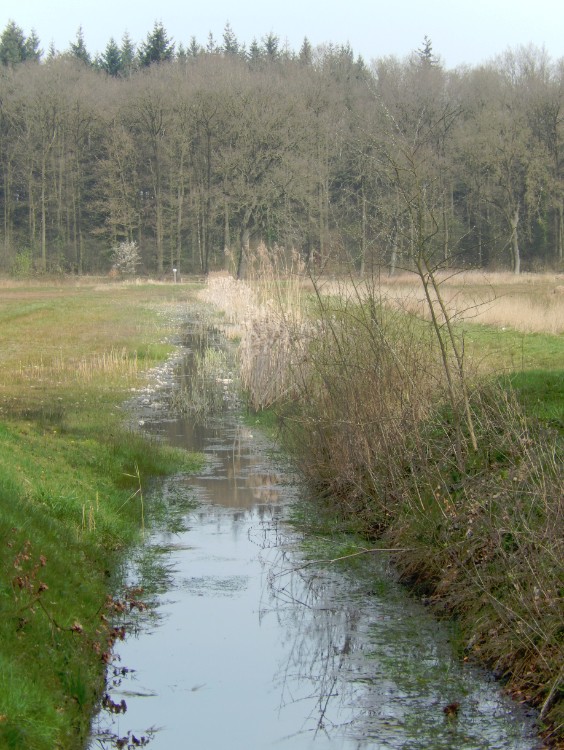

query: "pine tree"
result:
(24, 30), (42, 62)
(188, 36), (201, 57)
(222, 22), (239, 55)
(100, 37), (122, 76)
(0, 21), (27, 65)
(177, 42), (187, 62)
(69, 26), (91, 65)
(120, 32), (136, 76)
(417, 35), (438, 67)
(138, 21), (174, 67)
(299, 37), (313, 66)
(206, 32), (216, 54)
(262, 32), (279, 60)
(247, 38), (262, 67)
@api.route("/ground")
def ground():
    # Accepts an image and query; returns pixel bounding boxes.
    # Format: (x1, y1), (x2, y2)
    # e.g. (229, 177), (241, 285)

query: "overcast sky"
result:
(1, 0), (563, 69)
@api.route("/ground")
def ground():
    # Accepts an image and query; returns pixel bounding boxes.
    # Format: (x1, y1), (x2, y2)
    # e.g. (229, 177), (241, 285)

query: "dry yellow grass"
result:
(277, 270), (564, 335)
(375, 271), (564, 334)
(17, 347), (140, 384)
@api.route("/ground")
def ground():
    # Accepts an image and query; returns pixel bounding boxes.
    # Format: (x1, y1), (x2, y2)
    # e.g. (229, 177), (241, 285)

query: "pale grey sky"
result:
(2, 0), (563, 68)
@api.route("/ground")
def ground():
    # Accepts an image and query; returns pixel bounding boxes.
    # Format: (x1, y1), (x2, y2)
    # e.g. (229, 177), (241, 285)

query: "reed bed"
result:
(200, 252), (314, 410)
(378, 271), (564, 334)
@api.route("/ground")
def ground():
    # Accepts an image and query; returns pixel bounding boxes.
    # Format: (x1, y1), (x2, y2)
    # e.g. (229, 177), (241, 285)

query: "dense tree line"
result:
(0, 20), (562, 275)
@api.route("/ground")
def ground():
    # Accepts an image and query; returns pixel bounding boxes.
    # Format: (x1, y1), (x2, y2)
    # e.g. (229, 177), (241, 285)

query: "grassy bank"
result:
(0, 278), (202, 749)
(203, 270), (563, 747)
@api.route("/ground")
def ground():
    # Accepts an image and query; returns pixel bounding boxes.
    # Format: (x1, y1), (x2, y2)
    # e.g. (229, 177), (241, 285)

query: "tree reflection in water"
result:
(264, 536), (541, 749)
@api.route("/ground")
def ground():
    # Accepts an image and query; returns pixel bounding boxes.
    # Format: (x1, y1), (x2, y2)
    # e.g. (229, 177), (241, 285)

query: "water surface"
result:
(89, 352), (540, 750)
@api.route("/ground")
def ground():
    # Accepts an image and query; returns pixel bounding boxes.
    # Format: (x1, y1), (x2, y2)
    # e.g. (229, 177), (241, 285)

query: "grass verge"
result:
(0, 278), (202, 750)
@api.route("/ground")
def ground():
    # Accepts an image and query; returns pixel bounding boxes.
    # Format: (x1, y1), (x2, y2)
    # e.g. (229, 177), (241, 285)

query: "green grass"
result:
(244, 404), (281, 437)
(0, 278), (204, 749)
(459, 322), (564, 374)
(504, 369), (564, 429)
(0, 423), (201, 749)
(458, 321), (563, 431)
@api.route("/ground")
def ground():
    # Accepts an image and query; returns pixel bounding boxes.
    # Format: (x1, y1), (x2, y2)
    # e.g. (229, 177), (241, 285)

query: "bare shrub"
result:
(278, 275), (442, 528)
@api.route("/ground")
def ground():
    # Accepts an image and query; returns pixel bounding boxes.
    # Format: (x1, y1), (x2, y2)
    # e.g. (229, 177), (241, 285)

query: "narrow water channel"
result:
(89, 332), (541, 750)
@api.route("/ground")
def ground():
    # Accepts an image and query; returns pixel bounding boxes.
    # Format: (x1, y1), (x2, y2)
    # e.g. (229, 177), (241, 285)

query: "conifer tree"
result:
(138, 21), (174, 66)
(299, 37), (313, 66)
(176, 42), (187, 62)
(262, 32), (279, 60)
(248, 38), (262, 66)
(69, 26), (91, 65)
(222, 22), (239, 55)
(120, 32), (136, 75)
(0, 21), (27, 65)
(206, 32), (217, 54)
(24, 30), (42, 62)
(417, 35), (438, 66)
(100, 37), (122, 76)
(188, 36), (201, 57)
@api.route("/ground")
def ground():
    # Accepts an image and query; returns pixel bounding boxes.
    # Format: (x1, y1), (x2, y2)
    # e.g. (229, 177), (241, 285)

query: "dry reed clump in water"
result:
(200, 271), (313, 411)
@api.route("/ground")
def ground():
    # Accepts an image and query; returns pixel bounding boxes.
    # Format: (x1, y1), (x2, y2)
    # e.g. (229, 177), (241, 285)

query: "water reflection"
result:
(267, 549), (539, 749)
(89, 407), (540, 750)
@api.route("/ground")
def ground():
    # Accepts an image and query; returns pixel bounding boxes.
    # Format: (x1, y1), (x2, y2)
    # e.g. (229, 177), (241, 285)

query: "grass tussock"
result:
(210, 261), (563, 746)
(0, 278), (203, 750)
(17, 347), (141, 384)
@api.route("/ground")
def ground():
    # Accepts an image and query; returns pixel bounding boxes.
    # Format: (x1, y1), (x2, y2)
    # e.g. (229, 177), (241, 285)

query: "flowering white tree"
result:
(111, 240), (141, 276)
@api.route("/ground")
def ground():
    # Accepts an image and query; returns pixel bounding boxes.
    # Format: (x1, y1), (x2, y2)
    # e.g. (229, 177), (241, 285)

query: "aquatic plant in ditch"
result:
(171, 329), (241, 419)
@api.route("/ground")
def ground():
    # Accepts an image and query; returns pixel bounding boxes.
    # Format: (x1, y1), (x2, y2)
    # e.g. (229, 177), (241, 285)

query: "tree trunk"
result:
(28, 169), (37, 256)
(389, 223), (397, 277)
(510, 205), (521, 275)
(558, 202), (563, 262)
(359, 190), (366, 277)
(3, 164), (11, 262)
(238, 225), (250, 279)
(224, 202), (230, 257)
(443, 180), (453, 265)
(40, 156), (47, 272)
(175, 150), (185, 271)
